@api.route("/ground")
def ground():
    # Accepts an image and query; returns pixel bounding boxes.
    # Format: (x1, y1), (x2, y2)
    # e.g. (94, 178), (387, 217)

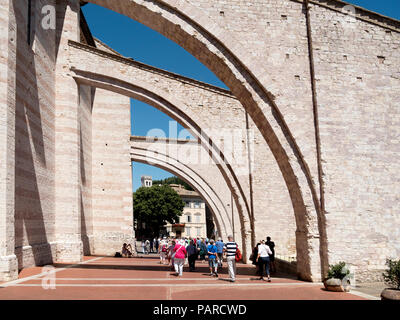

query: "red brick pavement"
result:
(0, 256), (366, 300)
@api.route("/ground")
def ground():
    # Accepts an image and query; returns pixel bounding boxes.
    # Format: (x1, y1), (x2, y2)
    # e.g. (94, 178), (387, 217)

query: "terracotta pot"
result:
(381, 288), (400, 300)
(324, 278), (351, 292)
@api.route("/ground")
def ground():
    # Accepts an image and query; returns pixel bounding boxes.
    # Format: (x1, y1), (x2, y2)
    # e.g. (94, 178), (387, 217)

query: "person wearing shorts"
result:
(215, 238), (224, 267)
(207, 239), (218, 277)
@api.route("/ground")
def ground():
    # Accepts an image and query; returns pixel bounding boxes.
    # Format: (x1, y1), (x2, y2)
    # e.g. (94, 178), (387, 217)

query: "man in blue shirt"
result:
(207, 239), (218, 277)
(215, 238), (225, 267)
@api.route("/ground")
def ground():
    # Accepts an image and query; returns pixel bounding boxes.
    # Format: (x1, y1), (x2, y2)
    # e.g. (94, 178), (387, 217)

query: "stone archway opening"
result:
(130, 160), (227, 244)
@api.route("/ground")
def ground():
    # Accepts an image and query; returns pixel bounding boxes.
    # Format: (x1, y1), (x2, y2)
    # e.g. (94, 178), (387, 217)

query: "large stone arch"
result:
(71, 68), (253, 261)
(84, 0), (326, 281)
(130, 137), (236, 243)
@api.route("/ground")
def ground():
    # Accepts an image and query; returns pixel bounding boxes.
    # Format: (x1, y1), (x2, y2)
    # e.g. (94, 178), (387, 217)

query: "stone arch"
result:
(72, 70), (252, 260)
(131, 146), (232, 242)
(85, 0), (327, 281)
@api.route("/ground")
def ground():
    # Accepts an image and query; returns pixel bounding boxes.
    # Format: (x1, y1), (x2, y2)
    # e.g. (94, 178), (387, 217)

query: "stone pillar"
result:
(0, 0), (18, 281)
(296, 230), (322, 282)
(91, 89), (135, 255)
(54, 0), (83, 262)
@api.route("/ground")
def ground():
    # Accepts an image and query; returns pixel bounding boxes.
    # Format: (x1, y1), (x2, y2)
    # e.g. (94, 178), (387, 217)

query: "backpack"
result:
(235, 248), (242, 262)
(115, 252), (122, 258)
(162, 244), (167, 252)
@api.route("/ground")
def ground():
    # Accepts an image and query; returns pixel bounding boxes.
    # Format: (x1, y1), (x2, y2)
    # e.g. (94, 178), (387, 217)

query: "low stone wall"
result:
(276, 258), (298, 276)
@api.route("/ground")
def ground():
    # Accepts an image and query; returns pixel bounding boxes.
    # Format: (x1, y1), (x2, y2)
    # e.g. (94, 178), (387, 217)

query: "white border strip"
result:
(0, 257), (103, 288)
(9, 282), (324, 287)
(349, 290), (380, 300)
(28, 277), (320, 283)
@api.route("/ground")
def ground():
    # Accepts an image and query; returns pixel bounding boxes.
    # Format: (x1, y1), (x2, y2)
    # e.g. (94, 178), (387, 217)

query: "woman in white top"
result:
(257, 240), (273, 282)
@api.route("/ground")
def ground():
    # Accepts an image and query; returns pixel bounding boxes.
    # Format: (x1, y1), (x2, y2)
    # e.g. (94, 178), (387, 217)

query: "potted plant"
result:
(381, 258), (400, 300)
(324, 261), (351, 292)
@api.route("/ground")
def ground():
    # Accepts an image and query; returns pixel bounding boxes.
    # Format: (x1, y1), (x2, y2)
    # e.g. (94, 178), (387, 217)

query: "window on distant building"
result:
(196, 227), (202, 236)
(187, 214), (192, 223)
(185, 227), (191, 236)
(195, 213), (201, 223)
(185, 201), (191, 208)
(194, 201), (200, 208)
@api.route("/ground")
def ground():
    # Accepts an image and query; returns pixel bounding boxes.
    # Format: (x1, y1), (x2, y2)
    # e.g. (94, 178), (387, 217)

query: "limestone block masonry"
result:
(0, 0), (399, 283)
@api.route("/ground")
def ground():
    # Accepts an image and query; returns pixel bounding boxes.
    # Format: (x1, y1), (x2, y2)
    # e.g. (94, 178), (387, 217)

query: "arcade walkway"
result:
(0, 255), (370, 300)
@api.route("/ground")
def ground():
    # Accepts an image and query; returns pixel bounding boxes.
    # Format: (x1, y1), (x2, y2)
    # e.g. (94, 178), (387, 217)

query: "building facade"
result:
(141, 176), (153, 188)
(166, 184), (207, 239)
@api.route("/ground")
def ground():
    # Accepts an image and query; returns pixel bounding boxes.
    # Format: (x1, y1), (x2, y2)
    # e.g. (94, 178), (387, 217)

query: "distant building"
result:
(166, 184), (207, 238)
(141, 175), (153, 187)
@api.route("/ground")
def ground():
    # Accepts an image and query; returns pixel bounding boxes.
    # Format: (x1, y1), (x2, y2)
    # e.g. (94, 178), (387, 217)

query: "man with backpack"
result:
(224, 235), (238, 282)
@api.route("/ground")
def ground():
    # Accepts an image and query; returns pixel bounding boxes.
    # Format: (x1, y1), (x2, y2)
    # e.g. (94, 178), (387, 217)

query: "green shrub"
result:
(382, 259), (400, 290)
(327, 261), (350, 280)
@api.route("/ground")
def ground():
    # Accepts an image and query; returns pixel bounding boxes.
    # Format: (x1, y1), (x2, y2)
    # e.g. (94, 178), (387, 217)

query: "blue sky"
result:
(81, 1), (399, 191)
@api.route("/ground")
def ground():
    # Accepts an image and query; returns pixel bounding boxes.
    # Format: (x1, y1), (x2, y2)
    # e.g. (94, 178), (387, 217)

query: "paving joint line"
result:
(0, 257), (103, 288)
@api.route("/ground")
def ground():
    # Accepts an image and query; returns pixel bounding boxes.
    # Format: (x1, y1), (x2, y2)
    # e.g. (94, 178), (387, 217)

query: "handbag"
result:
(235, 248), (242, 262)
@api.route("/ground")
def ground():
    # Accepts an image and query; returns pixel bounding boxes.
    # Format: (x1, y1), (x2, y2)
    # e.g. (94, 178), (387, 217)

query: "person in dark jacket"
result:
(198, 238), (207, 263)
(251, 242), (261, 276)
(186, 240), (199, 271)
(266, 236), (276, 273)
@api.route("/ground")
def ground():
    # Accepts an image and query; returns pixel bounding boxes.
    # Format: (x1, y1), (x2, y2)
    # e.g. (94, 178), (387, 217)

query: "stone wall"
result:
(309, 2), (400, 281)
(182, 0), (400, 280)
(79, 84), (94, 255)
(91, 88), (134, 255)
(0, 0), (18, 281)
(12, 0), (58, 269)
(54, 0), (83, 263)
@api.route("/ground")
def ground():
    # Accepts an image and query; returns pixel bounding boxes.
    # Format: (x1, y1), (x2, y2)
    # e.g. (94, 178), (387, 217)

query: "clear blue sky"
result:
(82, 1), (399, 191)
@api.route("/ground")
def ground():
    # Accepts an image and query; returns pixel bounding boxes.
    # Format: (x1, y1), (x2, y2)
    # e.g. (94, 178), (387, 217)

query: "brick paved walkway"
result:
(0, 255), (369, 300)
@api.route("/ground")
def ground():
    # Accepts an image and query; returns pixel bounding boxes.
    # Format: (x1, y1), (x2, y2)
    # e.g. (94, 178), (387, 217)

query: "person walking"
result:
(150, 238), (154, 253)
(207, 239), (218, 277)
(199, 239), (207, 263)
(159, 239), (168, 264)
(155, 237), (160, 253)
(167, 240), (175, 269)
(257, 240), (273, 282)
(215, 238), (225, 267)
(186, 240), (198, 271)
(141, 239), (146, 254)
(173, 240), (187, 277)
(251, 241), (262, 276)
(224, 235), (238, 282)
(266, 236), (276, 273)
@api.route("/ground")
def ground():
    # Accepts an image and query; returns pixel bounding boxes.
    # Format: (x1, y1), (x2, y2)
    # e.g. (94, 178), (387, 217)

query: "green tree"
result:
(383, 258), (400, 290)
(133, 185), (184, 237)
(152, 176), (194, 191)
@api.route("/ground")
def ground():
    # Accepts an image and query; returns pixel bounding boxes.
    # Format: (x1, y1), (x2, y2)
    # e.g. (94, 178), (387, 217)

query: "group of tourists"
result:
(120, 235), (276, 283)
(157, 235), (239, 282)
